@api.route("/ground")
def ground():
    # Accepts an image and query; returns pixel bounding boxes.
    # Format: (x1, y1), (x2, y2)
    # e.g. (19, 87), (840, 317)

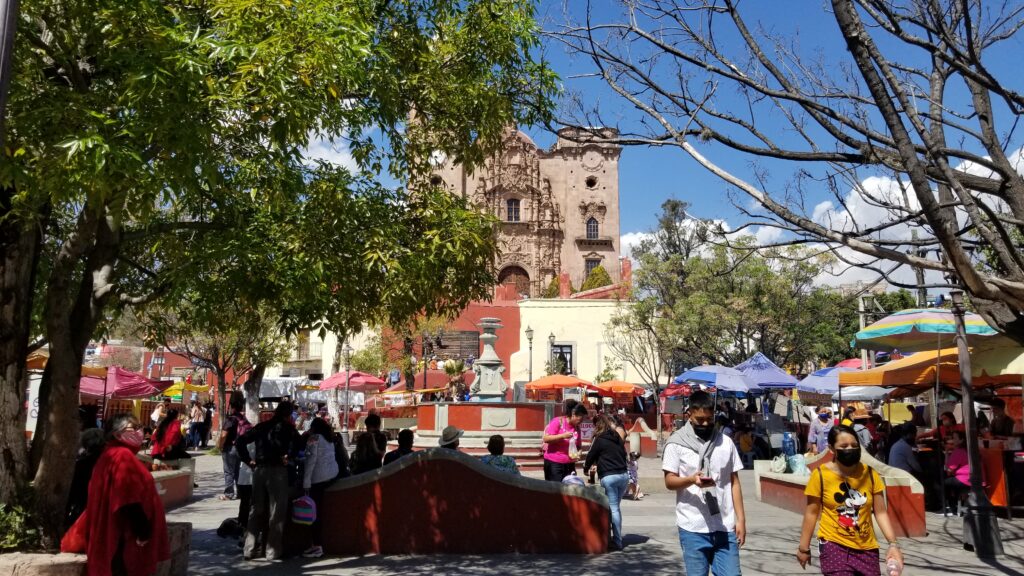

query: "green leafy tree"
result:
(625, 203), (859, 372)
(543, 276), (560, 298)
(0, 0), (554, 543)
(350, 335), (386, 377)
(593, 355), (622, 384)
(580, 265), (613, 292)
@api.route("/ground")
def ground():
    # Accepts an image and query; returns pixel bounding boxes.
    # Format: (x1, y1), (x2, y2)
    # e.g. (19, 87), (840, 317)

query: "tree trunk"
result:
(215, 367), (228, 420)
(31, 207), (119, 547)
(0, 198), (41, 505)
(243, 364), (264, 423)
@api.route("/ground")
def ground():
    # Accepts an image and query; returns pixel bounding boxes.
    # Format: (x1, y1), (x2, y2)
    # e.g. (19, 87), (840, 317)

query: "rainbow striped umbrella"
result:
(852, 308), (998, 352)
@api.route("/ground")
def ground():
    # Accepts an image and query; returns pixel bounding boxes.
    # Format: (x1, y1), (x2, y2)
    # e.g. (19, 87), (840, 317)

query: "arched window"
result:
(586, 217), (599, 239)
(506, 199), (521, 222)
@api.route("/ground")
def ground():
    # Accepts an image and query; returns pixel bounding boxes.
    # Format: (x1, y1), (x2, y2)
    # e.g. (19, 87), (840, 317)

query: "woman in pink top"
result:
(542, 402), (588, 481)
(943, 432), (970, 516)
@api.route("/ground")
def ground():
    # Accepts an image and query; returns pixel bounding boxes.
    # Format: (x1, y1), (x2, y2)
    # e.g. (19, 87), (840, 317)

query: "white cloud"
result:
(812, 200), (834, 223)
(302, 134), (358, 171)
(752, 225), (783, 245)
(620, 231), (651, 260)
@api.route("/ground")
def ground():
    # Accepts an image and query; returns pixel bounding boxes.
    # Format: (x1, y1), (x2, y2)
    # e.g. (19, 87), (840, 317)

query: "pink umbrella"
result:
(319, 370), (386, 392)
(79, 366), (174, 399)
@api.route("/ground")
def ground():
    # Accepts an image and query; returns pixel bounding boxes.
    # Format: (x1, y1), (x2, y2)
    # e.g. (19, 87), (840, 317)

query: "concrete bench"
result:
(287, 448), (610, 555)
(0, 522), (191, 576)
(754, 452), (926, 537)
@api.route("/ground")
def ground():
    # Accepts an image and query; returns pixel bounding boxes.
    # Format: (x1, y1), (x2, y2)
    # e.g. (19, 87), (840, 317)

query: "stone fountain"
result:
(468, 317), (508, 402)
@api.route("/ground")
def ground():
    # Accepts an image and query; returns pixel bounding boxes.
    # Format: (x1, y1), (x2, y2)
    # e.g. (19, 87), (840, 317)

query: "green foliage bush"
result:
(0, 502), (41, 552)
(543, 277), (560, 298)
(580, 265), (613, 291)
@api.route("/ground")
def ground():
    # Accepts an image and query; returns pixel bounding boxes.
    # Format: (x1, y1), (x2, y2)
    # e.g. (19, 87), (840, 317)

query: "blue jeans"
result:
(601, 472), (629, 548)
(677, 528), (741, 576)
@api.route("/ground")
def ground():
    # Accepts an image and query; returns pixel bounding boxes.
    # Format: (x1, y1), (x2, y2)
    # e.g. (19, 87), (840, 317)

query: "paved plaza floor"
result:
(170, 453), (1024, 575)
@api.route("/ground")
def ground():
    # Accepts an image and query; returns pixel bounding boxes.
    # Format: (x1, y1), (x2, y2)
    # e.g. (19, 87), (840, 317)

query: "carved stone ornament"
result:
(579, 201), (608, 223)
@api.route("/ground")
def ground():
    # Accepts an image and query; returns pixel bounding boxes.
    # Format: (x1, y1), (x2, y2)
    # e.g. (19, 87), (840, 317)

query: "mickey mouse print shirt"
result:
(805, 464), (885, 550)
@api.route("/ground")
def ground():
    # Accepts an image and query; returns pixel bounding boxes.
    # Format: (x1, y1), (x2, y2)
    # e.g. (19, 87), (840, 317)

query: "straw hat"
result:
(438, 425), (464, 446)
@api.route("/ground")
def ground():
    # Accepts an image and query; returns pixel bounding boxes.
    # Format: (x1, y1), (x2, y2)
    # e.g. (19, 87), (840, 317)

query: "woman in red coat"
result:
(62, 415), (169, 576)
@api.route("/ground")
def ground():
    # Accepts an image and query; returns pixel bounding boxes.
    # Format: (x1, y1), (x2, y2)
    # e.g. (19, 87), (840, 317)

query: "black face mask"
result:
(692, 424), (714, 441)
(835, 448), (861, 467)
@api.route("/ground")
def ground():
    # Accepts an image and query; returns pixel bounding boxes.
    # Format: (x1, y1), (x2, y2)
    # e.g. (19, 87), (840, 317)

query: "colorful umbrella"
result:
(797, 366), (858, 395)
(593, 380), (647, 396)
(839, 349), (1019, 390)
(319, 370), (386, 392)
(734, 352), (798, 389)
(852, 308), (998, 352)
(525, 374), (594, 391)
(674, 365), (753, 392)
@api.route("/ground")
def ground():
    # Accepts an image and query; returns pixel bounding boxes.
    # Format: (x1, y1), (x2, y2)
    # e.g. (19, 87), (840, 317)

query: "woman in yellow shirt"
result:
(796, 425), (903, 575)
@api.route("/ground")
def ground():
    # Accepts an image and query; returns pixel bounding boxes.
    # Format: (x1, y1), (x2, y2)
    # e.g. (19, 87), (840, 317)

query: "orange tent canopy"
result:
(27, 350), (110, 378)
(839, 348), (1019, 394)
(594, 380), (646, 396)
(525, 374), (593, 391)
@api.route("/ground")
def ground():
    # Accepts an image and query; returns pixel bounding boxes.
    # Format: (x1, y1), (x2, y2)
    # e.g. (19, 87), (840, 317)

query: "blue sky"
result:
(519, 0), (1024, 281)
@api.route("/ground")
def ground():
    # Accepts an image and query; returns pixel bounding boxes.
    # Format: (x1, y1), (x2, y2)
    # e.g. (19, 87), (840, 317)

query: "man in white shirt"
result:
(662, 390), (746, 576)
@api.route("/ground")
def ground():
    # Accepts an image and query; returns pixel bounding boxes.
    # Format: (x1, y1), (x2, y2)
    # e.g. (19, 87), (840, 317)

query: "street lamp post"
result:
(548, 332), (555, 373)
(422, 331), (430, 393)
(526, 326), (534, 382)
(341, 343), (353, 435)
(950, 290), (1003, 557)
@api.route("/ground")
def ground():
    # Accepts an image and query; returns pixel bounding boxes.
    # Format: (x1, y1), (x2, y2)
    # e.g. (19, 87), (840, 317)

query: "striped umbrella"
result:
(852, 308), (998, 353)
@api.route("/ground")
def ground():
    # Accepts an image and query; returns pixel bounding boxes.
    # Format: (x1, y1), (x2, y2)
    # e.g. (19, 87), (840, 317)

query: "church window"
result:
(585, 176), (598, 189)
(506, 199), (521, 222)
(429, 175), (443, 186)
(586, 217), (599, 239)
(585, 258), (601, 277)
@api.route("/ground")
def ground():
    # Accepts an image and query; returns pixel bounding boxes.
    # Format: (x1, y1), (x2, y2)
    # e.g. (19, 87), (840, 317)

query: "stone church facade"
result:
(430, 127), (622, 297)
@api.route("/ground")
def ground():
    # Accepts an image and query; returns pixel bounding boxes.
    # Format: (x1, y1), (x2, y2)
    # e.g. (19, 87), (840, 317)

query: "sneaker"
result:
(302, 546), (324, 558)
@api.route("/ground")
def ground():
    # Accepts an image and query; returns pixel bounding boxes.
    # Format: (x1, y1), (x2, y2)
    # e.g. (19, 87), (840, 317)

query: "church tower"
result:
(430, 126), (621, 297)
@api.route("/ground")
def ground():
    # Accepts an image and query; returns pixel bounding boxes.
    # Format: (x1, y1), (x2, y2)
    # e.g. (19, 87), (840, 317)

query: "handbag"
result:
(292, 495), (316, 525)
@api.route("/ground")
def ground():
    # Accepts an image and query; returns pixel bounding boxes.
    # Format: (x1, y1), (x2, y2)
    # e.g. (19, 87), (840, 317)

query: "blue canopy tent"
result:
(735, 352), (798, 389)
(797, 366), (858, 396)
(673, 365), (754, 393)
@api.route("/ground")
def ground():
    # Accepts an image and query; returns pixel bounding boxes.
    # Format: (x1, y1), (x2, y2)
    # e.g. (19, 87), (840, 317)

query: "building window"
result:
(506, 199), (520, 222)
(585, 258), (601, 277)
(551, 344), (574, 375)
(586, 217), (599, 239)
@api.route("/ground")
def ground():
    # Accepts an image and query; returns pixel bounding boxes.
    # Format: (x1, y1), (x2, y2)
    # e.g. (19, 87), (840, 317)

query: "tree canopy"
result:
(552, 0), (1024, 341)
(612, 201), (859, 374)
(0, 0), (554, 543)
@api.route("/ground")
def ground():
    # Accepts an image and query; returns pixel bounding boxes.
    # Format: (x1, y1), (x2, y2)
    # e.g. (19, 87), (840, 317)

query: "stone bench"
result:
(754, 452), (926, 537)
(287, 448), (610, 555)
(0, 522), (191, 576)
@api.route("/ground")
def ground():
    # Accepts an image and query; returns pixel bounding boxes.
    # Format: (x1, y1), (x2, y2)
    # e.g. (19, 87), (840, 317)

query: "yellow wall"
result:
(511, 299), (656, 386)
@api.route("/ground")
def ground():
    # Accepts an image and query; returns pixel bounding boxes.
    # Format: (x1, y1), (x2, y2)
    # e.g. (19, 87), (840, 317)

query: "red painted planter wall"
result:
(318, 450), (609, 554)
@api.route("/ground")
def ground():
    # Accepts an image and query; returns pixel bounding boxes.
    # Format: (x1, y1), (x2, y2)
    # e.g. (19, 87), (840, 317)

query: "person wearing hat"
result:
(439, 425), (464, 450)
(850, 409), (874, 454)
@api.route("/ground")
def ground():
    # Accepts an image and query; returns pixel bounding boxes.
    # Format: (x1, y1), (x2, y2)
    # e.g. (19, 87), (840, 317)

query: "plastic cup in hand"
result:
(886, 558), (902, 576)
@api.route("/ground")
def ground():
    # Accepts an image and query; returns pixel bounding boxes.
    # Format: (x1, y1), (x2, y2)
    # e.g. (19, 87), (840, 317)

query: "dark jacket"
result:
(583, 429), (628, 478)
(236, 418), (299, 468)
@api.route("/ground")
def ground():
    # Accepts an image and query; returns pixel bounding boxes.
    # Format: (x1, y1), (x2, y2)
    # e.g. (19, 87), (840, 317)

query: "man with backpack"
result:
(218, 394), (251, 501)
